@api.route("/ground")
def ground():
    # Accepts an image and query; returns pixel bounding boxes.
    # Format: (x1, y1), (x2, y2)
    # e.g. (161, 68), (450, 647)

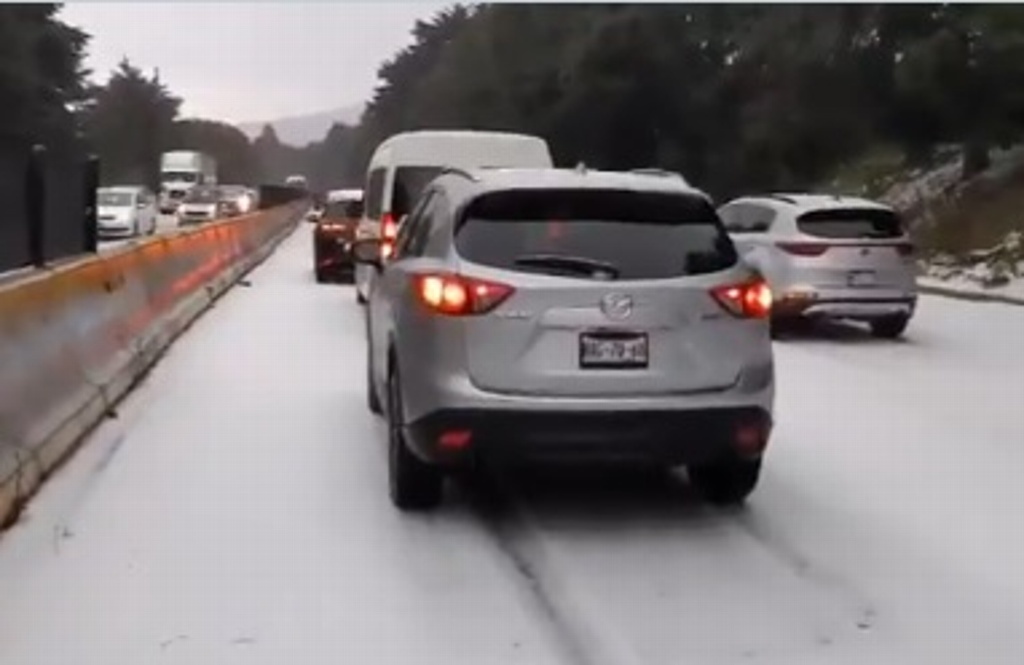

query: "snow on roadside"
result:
(880, 145), (1024, 214)
(918, 230), (1024, 304)
(918, 273), (1024, 304)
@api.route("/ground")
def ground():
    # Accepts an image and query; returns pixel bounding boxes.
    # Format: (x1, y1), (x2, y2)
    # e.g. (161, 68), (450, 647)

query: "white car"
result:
(176, 185), (224, 225)
(718, 194), (918, 338)
(96, 186), (158, 238)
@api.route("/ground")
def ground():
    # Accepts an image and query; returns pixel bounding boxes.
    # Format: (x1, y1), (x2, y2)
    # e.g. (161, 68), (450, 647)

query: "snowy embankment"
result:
(917, 230), (1024, 305)
(865, 144), (1024, 305)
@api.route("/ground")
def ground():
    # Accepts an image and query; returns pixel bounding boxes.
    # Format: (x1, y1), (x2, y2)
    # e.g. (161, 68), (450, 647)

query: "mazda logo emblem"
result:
(600, 293), (633, 320)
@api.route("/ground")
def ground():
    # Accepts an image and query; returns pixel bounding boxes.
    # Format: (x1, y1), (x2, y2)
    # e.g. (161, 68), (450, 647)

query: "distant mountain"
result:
(237, 103), (364, 146)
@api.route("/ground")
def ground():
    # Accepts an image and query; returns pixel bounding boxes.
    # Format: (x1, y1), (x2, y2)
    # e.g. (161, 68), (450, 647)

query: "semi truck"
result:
(285, 174), (308, 190)
(159, 151), (218, 213)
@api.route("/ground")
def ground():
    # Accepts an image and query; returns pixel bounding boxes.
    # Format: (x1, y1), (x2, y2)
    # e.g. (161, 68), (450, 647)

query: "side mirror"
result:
(351, 238), (383, 270)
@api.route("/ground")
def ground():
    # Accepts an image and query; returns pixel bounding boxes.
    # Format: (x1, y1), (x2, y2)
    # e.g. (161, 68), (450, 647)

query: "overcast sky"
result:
(60, 2), (450, 123)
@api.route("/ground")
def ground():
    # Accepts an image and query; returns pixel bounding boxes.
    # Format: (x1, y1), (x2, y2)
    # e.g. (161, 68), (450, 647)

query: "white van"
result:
(354, 130), (554, 303)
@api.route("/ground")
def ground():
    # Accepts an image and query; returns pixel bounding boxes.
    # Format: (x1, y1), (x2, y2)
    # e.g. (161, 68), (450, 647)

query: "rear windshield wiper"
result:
(513, 253), (621, 279)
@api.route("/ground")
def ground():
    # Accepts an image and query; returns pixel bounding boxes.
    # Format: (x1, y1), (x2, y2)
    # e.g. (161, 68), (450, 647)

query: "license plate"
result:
(847, 270), (876, 287)
(579, 332), (648, 368)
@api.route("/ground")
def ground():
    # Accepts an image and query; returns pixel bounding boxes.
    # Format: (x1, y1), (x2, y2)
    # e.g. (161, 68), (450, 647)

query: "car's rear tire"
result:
(870, 314), (909, 339)
(689, 458), (761, 506)
(771, 316), (811, 339)
(387, 366), (443, 510)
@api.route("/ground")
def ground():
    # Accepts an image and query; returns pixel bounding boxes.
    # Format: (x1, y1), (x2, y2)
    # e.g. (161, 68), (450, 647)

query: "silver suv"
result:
(717, 194), (917, 338)
(353, 168), (775, 511)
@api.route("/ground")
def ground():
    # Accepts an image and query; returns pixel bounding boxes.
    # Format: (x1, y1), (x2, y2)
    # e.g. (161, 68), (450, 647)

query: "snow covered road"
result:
(1, 224), (1022, 665)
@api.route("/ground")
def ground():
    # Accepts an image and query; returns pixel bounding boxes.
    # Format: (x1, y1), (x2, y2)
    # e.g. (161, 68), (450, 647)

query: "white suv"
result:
(718, 194), (917, 338)
(353, 167), (775, 511)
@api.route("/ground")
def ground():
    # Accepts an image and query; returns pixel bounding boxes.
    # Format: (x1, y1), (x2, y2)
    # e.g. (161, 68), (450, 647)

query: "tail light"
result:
(381, 213), (398, 240)
(711, 279), (772, 319)
(414, 273), (515, 316)
(894, 242), (915, 257)
(438, 429), (472, 450)
(776, 241), (830, 257)
(380, 213), (398, 260)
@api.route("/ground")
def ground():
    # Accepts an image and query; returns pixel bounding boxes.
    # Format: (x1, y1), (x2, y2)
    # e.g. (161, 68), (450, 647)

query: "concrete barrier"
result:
(0, 202), (304, 529)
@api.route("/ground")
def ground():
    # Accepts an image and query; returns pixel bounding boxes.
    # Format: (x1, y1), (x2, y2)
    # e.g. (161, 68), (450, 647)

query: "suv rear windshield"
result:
(797, 208), (903, 239)
(391, 166), (444, 218)
(183, 187), (219, 203)
(455, 189), (737, 280)
(325, 200), (363, 219)
(98, 191), (133, 207)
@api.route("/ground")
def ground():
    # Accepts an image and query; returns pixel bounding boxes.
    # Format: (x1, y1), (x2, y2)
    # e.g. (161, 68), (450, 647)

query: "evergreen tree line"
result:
(6, 4), (1024, 200)
(1, 5), (268, 187)
(313, 4), (1024, 200)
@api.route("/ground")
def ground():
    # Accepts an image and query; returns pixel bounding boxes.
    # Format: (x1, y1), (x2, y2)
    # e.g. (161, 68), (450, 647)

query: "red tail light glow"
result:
(711, 279), (773, 319)
(381, 213), (398, 240)
(415, 273), (515, 315)
(438, 429), (472, 450)
(776, 241), (830, 257)
(380, 213), (398, 260)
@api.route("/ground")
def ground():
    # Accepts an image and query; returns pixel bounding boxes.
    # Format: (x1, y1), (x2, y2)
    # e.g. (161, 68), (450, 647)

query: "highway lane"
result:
(1, 223), (1021, 665)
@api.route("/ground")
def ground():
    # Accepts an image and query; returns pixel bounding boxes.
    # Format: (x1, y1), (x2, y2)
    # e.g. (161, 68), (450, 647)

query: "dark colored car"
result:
(314, 197), (364, 283)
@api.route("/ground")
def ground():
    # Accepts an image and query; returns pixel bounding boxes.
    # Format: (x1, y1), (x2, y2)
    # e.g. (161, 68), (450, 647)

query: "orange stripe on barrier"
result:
(0, 202), (305, 529)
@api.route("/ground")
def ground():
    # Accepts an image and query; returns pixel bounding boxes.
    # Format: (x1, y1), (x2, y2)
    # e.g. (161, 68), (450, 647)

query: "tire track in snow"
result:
(464, 478), (646, 665)
(463, 469), (884, 664)
(727, 509), (880, 634)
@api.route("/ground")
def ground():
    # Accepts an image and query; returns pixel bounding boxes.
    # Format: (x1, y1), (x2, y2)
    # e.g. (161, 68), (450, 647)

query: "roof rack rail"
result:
(439, 166), (479, 181)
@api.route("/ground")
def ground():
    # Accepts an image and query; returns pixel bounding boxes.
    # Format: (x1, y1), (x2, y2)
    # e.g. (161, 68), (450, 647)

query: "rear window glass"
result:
(455, 189), (737, 280)
(391, 166), (444, 218)
(183, 187), (219, 203)
(365, 168), (385, 220)
(325, 200), (363, 219)
(797, 208), (903, 239)
(98, 191), (133, 207)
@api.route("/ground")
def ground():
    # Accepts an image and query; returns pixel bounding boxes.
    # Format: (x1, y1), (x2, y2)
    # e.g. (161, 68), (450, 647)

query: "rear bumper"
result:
(775, 294), (917, 320)
(314, 236), (355, 271)
(404, 406), (772, 467)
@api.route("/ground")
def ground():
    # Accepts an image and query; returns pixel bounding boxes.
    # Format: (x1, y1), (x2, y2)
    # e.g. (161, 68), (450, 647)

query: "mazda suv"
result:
(353, 167), (776, 510)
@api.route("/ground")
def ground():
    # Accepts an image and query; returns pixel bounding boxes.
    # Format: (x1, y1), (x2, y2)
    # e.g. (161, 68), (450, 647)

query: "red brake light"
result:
(415, 273), (515, 316)
(379, 213), (398, 260)
(381, 213), (398, 240)
(776, 241), (830, 257)
(711, 279), (773, 319)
